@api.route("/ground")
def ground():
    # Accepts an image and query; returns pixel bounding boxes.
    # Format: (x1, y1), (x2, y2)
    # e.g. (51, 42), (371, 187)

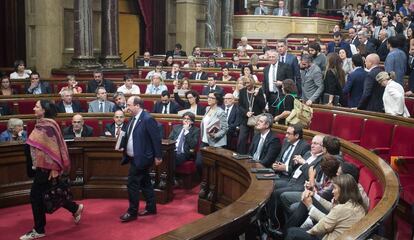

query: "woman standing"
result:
(376, 71), (410, 117)
(285, 174), (367, 240)
(196, 92), (228, 173)
(324, 53), (346, 106)
(338, 49), (353, 79)
(273, 79), (298, 125)
(238, 65), (258, 83)
(20, 100), (83, 240)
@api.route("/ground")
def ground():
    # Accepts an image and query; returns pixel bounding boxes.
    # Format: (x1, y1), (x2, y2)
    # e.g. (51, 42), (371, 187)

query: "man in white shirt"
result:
(117, 74), (141, 94)
(104, 110), (126, 138)
(237, 37), (254, 50)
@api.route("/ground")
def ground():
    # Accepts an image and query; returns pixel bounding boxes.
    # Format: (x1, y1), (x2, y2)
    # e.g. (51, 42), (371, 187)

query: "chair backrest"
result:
(309, 111), (334, 134)
(360, 119), (394, 151)
(331, 114), (365, 143)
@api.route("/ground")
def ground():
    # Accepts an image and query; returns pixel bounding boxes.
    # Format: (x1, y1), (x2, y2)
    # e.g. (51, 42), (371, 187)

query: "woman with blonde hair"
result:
(376, 71), (410, 117)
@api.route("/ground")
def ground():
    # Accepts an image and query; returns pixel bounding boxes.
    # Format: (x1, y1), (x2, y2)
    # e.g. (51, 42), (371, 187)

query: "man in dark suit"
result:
(348, 27), (360, 47)
(86, 70), (116, 93)
(104, 110), (127, 138)
(62, 114), (94, 139)
(302, 0), (318, 16)
(358, 53), (385, 112)
(224, 56), (243, 69)
(262, 49), (293, 115)
(189, 62), (208, 80)
(136, 51), (155, 67)
(119, 96), (162, 222)
(343, 54), (367, 108)
(223, 93), (241, 150)
(327, 32), (352, 57)
(57, 89), (83, 113)
(166, 43), (187, 57)
(25, 72), (51, 95)
(112, 92), (127, 112)
(166, 63), (184, 80)
(201, 75), (224, 96)
(152, 90), (180, 114)
(376, 29), (389, 62)
(249, 113), (281, 168)
(168, 112), (200, 166)
(358, 30), (377, 55)
(277, 41), (301, 93)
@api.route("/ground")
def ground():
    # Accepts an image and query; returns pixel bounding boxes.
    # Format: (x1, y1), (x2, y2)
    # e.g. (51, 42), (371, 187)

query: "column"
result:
(292, 0), (301, 15)
(175, 0), (202, 55)
(99, 0), (125, 68)
(205, 0), (220, 48)
(221, 0), (234, 49)
(68, 0), (100, 69)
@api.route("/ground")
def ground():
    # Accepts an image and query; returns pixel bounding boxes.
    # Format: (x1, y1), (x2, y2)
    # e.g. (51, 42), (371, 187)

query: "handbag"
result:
(43, 175), (73, 214)
(247, 115), (260, 127)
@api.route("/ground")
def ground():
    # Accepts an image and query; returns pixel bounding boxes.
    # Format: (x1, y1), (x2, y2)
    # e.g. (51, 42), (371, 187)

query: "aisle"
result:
(0, 187), (202, 240)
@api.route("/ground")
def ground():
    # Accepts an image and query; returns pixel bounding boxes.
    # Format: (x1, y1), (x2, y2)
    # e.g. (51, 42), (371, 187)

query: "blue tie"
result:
(177, 129), (186, 154)
(282, 144), (294, 163)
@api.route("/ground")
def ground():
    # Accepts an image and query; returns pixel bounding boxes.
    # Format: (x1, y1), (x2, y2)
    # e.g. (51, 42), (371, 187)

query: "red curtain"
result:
(138, 0), (153, 52)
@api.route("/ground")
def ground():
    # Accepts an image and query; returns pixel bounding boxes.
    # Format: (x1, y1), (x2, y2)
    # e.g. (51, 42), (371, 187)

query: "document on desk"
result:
(115, 131), (125, 150)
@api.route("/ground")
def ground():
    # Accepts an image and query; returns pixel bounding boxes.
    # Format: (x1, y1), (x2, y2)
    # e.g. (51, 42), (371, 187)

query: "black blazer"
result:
(25, 81), (52, 94)
(168, 124), (200, 157)
(238, 88), (266, 124)
(174, 92), (206, 115)
(249, 131), (282, 168)
(226, 104), (241, 135)
(377, 40), (389, 62)
(201, 85), (224, 96)
(137, 59), (156, 67)
(152, 101), (180, 114)
(57, 100), (83, 113)
(287, 151), (323, 190)
(62, 125), (94, 139)
(358, 66), (385, 112)
(224, 63), (243, 69)
(86, 79), (116, 93)
(262, 62), (293, 98)
(190, 72), (208, 80)
(275, 138), (311, 177)
(166, 71), (184, 80)
(104, 123), (127, 137)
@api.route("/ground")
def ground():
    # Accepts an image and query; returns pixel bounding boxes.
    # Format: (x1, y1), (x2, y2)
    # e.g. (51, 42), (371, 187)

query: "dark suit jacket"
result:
(120, 111), (162, 169)
(365, 41), (377, 55)
(275, 138), (311, 177)
(104, 123), (127, 137)
(190, 72), (208, 80)
(224, 63), (243, 69)
(238, 87), (266, 124)
(249, 131), (282, 168)
(57, 100), (83, 113)
(350, 36), (360, 47)
(137, 59), (156, 67)
(25, 82), (52, 94)
(0, 103), (11, 115)
(62, 125), (94, 139)
(166, 50), (187, 57)
(168, 124), (200, 158)
(86, 79), (116, 93)
(358, 66), (385, 112)
(263, 62), (293, 98)
(281, 53), (300, 81)
(152, 101), (180, 114)
(166, 71), (184, 80)
(343, 67), (367, 108)
(201, 85), (224, 96)
(226, 104), (241, 136)
(174, 93), (206, 115)
(377, 40), (389, 62)
(287, 151), (323, 190)
(327, 40), (352, 57)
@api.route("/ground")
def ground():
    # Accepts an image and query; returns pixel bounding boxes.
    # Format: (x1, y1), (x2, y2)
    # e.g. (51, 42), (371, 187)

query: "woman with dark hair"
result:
(20, 100), (83, 240)
(163, 55), (174, 67)
(174, 89), (206, 115)
(196, 92), (228, 173)
(323, 53), (346, 106)
(273, 79), (298, 125)
(173, 77), (191, 97)
(1, 75), (17, 95)
(238, 65), (258, 83)
(221, 67), (235, 82)
(10, 60), (32, 79)
(205, 55), (221, 68)
(286, 174), (367, 240)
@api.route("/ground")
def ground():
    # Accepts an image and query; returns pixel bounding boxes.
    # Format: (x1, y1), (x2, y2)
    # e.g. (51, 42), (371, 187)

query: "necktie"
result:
(253, 137), (265, 161)
(282, 56), (285, 63)
(282, 144), (294, 163)
(177, 129), (186, 154)
(271, 64), (277, 93)
(196, 73), (200, 80)
(225, 107), (229, 120)
(163, 105), (167, 114)
(261, 8), (264, 15)
(99, 102), (103, 112)
(115, 126), (121, 138)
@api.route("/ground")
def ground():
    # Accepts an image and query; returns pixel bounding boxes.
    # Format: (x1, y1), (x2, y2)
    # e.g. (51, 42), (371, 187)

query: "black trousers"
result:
(285, 227), (320, 240)
(196, 142), (209, 175)
(127, 160), (156, 215)
(30, 169), (78, 234)
(236, 123), (253, 154)
(284, 198), (330, 232)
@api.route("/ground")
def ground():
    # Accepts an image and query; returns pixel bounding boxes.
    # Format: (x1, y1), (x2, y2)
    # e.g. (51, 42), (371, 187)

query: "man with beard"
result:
(308, 42), (326, 72)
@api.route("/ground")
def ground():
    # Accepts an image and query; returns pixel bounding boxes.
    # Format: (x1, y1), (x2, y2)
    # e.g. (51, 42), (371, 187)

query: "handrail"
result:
(123, 51), (137, 66)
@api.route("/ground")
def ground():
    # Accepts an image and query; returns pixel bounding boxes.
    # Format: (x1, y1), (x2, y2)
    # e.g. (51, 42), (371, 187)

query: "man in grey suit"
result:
(273, 0), (290, 16)
(88, 86), (115, 113)
(300, 54), (324, 105)
(254, 0), (268, 15)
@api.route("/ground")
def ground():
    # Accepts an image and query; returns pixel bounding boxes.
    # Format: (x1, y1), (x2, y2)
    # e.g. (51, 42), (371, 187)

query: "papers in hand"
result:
(207, 119), (220, 134)
(115, 130), (125, 150)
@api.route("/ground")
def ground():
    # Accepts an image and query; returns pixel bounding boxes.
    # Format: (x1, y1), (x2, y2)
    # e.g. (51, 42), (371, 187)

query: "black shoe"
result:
(138, 209), (157, 216)
(267, 227), (284, 240)
(120, 212), (137, 222)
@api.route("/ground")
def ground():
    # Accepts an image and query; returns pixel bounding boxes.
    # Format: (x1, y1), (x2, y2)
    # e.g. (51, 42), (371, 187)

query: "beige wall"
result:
(119, 0), (140, 68)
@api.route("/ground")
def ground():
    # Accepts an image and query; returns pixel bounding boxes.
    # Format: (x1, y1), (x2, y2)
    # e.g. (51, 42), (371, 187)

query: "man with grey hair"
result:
(357, 30), (376, 54)
(145, 73), (168, 94)
(248, 113), (281, 168)
(88, 87), (115, 112)
(112, 92), (127, 112)
(237, 36), (253, 50)
(300, 54), (324, 106)
(377, 29), (389, 61)
(0, 118), (27, 142)
(224, 93), (241, 150)
(57, 89), (83, 113)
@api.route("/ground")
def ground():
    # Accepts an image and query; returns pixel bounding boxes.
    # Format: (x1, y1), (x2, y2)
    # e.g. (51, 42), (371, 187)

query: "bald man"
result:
(62, 114), (94, 139)
(223, 93), (241, 150)
(358, 54), (385, 112)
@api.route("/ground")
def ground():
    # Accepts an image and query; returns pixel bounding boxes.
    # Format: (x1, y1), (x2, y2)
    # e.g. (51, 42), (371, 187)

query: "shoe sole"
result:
(74, 204), (84, 224)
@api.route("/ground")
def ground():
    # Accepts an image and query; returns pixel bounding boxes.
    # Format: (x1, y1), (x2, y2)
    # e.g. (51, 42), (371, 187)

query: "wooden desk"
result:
(0, 138), (175, 208)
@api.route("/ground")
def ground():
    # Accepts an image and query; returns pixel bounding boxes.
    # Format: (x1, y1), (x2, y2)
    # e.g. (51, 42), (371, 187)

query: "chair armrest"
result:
(371, 147), (391, 155)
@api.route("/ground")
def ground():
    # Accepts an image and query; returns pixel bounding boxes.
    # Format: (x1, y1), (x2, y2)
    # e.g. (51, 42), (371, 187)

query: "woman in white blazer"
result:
(376, 71), (410, 117)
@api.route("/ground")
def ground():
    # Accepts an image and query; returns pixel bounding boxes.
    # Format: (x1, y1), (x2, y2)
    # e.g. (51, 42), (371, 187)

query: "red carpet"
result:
(0, 187), (203, 240)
